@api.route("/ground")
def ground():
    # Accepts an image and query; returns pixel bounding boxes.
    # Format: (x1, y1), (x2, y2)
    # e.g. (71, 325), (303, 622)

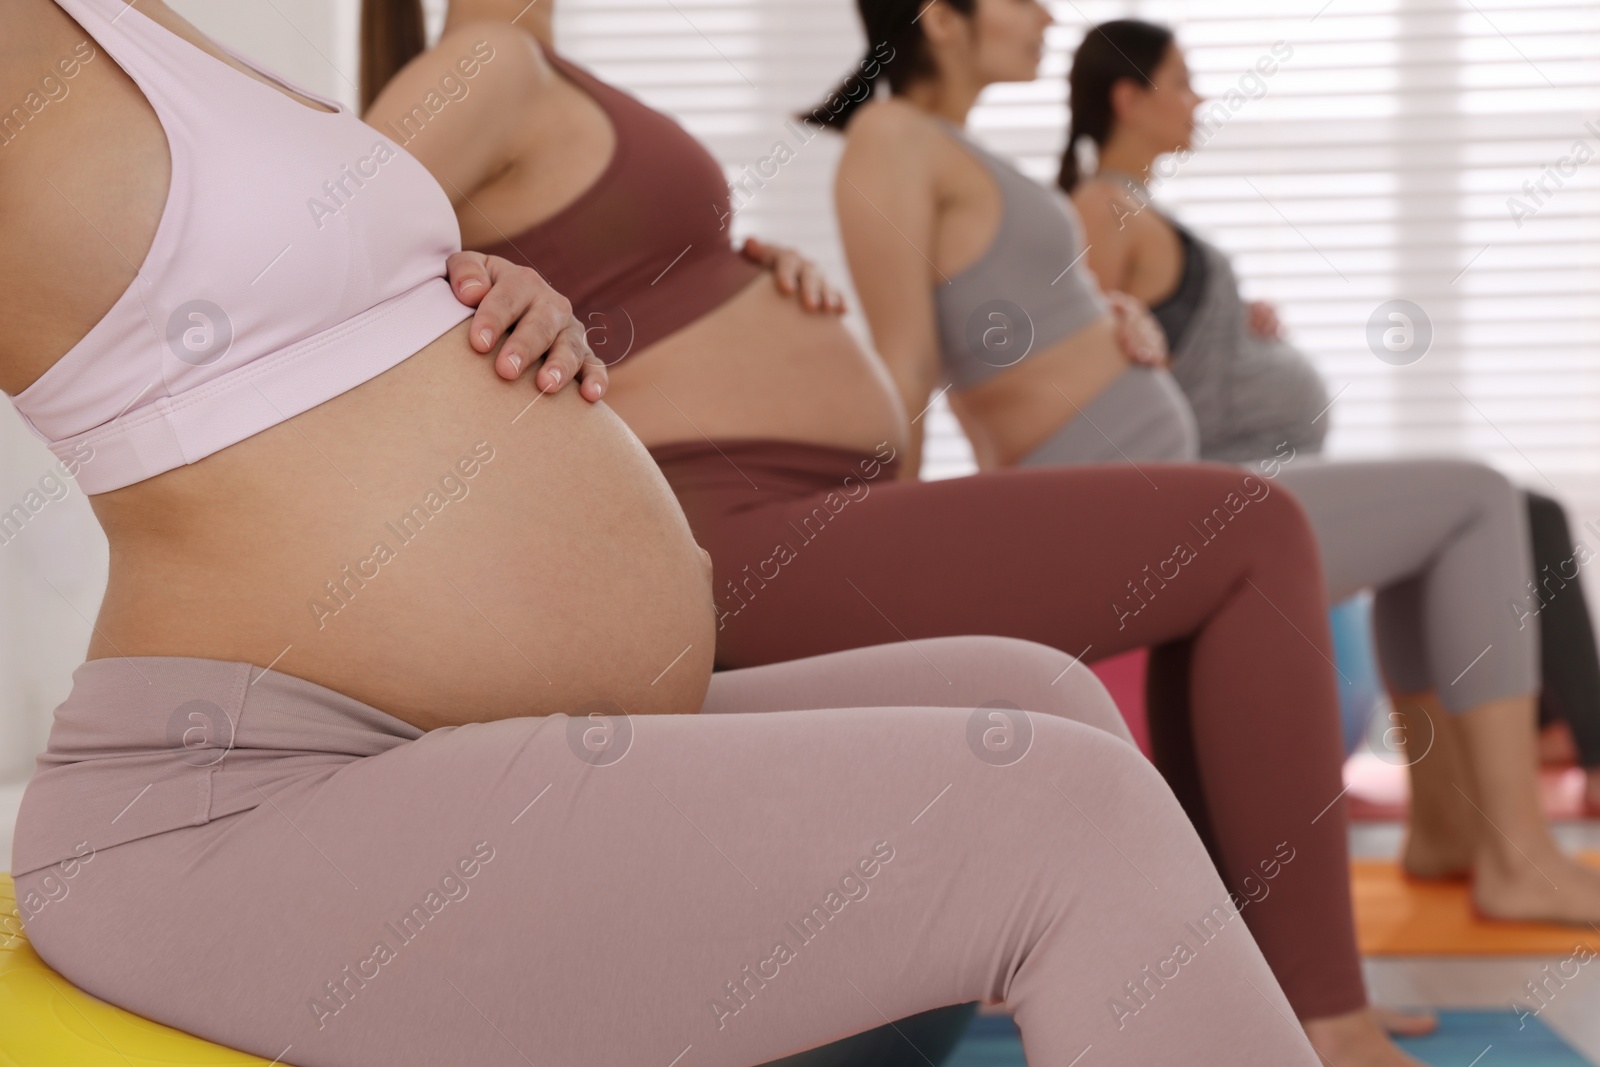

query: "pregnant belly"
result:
(88, 320), (716, 731)
(950, 313), (1126, 468)
(602, 276), (909, 454)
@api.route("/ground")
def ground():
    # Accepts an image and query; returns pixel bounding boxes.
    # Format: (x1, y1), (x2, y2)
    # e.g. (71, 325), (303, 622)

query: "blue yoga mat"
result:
(945, 1010), (1590, 1066)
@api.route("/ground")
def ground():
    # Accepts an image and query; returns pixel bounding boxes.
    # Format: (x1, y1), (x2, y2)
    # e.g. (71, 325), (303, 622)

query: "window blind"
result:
(553, 0), (1600, 578)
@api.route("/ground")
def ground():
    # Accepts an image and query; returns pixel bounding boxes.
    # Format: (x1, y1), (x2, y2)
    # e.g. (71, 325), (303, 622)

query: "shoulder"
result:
(844, 98), (936, 149)
(839, 98), (943, 183)
(425, 21), (552, 97)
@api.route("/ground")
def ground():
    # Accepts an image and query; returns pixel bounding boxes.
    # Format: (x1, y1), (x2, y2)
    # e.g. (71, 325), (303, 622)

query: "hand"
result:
(446, 251), (608, 402)
(1105, 291), (1169, 367)
(1247, 300), (1283, 340)
(739, 236), (847, 314)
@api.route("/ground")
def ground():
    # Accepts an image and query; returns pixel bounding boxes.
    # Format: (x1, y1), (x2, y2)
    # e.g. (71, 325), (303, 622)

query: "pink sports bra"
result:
(11, 0), (475, 495)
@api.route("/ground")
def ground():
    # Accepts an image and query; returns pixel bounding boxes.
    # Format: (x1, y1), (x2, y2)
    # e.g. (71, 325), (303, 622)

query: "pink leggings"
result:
(13, 639), (1318, 1067)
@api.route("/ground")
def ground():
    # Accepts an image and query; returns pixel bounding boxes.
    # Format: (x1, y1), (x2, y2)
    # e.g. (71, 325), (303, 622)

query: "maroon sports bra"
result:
(473, 48), (763, 364)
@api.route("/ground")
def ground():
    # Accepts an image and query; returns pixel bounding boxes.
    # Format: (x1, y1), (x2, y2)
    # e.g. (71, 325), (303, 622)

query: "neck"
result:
(444, 0), (555, 49)
(1094, 134), (1159, 187)
(900, 73), (984, 127)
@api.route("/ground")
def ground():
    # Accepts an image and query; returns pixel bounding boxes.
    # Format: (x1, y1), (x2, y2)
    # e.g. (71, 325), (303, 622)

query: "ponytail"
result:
(800, 40), (896, 130)
(800, 0), (976, 131)
(1057, 130), (1084, 192)
(360, 0), (427, 115)
(1057, 19), (1174, 194)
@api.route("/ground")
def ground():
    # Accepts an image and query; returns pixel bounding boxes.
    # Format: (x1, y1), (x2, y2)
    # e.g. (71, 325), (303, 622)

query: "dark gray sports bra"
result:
(932, 119), (1109, 390)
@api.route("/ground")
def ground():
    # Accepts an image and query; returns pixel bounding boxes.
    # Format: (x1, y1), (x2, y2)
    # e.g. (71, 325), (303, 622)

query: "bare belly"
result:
(601, 276), (909, 454)
(87, 320), (717, 732)
(949, 314), (1126, 468)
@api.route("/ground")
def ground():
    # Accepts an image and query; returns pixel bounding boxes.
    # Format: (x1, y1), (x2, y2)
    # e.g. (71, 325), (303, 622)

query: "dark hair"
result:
(800, 0), (976, 130)
(360, 0), (428, 115)
(1056, 19), (1174, 192)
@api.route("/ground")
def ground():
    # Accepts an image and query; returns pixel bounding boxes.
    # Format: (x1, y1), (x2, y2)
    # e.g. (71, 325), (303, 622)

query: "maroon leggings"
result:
(649, 437), (1363, 1022)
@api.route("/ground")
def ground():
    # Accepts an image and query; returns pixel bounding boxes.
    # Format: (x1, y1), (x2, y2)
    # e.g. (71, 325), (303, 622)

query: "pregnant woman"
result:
(1062, 16), (1600, 814)
(827, 0), (1600, 935)
(368, 1), (1422, 1061)
(1, 3), (1326, 1066)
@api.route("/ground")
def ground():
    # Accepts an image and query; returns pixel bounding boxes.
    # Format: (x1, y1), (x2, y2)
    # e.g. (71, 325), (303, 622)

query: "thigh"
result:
(708, 460), (1314, 669)
(1273, 457), (1513, 602)
(17, 703), (1259, 1067)
(703, 636), (1134, 745)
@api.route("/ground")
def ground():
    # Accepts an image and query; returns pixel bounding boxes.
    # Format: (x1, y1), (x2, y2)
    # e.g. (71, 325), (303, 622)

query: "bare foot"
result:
(1473, 846), (1600, 924)
(1303, 1008), (1429, 1066)
(1370, 1006), (1437, 1037)
(1402, 824), (1474, 881)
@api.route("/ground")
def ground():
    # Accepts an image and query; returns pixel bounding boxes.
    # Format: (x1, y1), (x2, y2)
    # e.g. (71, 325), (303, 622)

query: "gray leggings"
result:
(1021, 413), (1538, 712)
(1271, 457), (1537, 712)
(1018, 365), (1200, 466)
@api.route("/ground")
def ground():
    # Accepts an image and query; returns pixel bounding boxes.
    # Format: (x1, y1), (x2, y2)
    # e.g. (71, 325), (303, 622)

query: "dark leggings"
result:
(1526, 490), (1600, 766)
(652, 437), (1364, 1022)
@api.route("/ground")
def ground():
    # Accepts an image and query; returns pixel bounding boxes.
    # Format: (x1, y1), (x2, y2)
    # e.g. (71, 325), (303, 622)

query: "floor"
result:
(1351, 821), (1600, 1063)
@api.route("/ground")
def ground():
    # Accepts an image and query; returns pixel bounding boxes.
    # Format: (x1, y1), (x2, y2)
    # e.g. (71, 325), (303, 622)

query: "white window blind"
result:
(554, 1), (1600, 562)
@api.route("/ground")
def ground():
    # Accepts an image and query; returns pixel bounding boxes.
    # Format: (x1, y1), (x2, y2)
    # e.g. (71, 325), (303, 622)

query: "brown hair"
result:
(360, 0), (428, 114)
(801, 0), (976, 130)
(1056, 19), (1174, 192)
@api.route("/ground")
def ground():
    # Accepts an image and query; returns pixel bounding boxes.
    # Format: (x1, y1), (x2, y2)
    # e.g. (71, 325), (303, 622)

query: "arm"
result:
(364, 24), (603, 398)
(835, 106), (944, 480)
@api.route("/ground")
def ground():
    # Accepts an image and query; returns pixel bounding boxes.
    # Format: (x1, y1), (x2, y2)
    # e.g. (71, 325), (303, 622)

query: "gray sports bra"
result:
(933, 119), (1109, 390)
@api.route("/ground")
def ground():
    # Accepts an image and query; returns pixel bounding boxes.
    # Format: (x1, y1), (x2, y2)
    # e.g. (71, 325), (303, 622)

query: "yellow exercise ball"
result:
(1, 872), (285, 1066)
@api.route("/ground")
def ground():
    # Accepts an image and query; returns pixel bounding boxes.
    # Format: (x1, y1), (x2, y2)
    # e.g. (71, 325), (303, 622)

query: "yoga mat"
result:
(1345, 754), (1593, 822)
(945, 1011), (1591, 1066)
(1353, 855), (1600, 956)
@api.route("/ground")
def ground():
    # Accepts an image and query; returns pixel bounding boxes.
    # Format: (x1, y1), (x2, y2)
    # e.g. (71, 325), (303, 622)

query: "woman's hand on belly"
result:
(738, 237), (848, 314)
(1105, 291), (1170, 367)
(446, 251), (611, 400)
(595, 276), (909, 454)
(90, 321), (717, 731)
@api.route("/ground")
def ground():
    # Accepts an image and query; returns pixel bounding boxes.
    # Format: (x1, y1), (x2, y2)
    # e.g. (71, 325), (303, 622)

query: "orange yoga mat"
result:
(1353, 853), (1600, 955)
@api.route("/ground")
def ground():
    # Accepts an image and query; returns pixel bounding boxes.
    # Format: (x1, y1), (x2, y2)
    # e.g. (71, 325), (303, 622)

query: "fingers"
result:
(495, 291), (571, 380)
(446, 251), (493, 311)
(740, 236), (774, 266)
(772, 250), (801, 296)
(466, 260), (571, 378)
(536, 319), (606, 400)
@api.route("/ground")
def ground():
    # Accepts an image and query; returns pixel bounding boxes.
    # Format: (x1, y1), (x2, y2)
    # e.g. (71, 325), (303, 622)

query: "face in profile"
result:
(967, 0), (1054, 83)
(1127, 43), (1204, 153)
